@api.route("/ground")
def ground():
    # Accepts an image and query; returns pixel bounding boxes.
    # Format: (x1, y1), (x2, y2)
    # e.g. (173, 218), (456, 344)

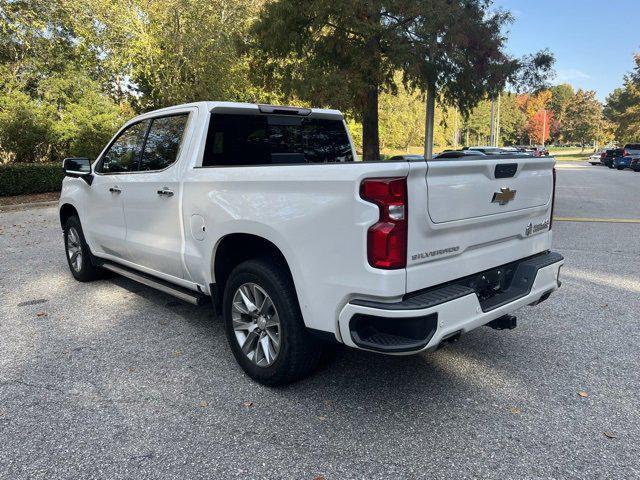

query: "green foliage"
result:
(0, 87), (54, 163)
(249, 0), (542, 160)
(549, 84), (574, 139)
(604, 55), (640, 143)
(0, 162), (64, 196)
(564, 89), (604, 147)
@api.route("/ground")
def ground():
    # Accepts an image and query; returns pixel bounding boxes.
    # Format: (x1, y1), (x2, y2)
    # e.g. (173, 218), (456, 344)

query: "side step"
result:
(100, 262), (210, 306)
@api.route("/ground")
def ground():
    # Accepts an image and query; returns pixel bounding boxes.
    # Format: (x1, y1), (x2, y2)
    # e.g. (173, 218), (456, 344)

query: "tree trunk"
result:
(362, 85), (380, 161)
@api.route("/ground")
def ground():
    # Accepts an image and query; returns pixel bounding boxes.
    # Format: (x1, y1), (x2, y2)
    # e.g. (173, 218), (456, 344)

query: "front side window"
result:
(202, 113), (353, 167)
(99, 121), (149, 173)
(139, 114), (189, 171)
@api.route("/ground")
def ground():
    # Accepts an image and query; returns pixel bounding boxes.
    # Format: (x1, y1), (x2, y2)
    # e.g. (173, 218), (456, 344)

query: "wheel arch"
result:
(211, 233), (297, 315)
(59, 203), (79, 229)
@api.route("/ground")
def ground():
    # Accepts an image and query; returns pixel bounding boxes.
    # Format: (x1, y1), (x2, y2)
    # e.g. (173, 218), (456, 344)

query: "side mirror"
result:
(62, 157), (93, 185)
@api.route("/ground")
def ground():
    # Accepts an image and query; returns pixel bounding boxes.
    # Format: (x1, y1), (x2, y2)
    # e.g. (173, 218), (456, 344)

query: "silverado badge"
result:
(492, 187), (517, 205)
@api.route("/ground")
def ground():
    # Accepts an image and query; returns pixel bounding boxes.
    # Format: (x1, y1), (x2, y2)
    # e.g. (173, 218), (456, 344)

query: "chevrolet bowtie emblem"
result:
(492, 187), (517, 205)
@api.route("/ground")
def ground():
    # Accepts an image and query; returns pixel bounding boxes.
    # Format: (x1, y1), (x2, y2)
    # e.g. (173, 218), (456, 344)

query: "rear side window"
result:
(202, 113), (353, 166)
(624, 144), (640, 150)
(99, 121), (149, 173)
(139, 114), (189, 171)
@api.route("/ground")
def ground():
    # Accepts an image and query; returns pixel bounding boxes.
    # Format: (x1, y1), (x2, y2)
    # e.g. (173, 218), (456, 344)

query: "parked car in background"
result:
(613, 152), (633, 170)
(588, 150), (604, 165)
(603, 148), (624, 168)
(464, 146), (504, 155)
(515, 146), (536, 154)
(387, 154), (425, 161)
(434, 150), (487, 159)
(534, 146), (550, 157)
(623, 143), (640, 156)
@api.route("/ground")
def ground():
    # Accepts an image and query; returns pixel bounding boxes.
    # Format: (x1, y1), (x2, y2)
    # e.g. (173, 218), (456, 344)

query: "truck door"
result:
(84, 120), (150, 260)
(122, 113), (191, 279)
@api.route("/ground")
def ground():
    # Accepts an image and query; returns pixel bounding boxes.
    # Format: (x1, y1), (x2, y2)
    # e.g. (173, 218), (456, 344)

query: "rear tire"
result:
(64, 216), (104, 282)
(222, 258), (323, 386)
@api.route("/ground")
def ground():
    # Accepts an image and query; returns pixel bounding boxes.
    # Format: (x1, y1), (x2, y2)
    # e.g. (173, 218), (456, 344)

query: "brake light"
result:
(360, 177), (407, 269)
(549, 167), (556, 230)
(623, 149), (628, 157)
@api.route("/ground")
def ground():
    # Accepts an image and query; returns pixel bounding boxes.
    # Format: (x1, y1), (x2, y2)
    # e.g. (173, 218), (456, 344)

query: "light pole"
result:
(489, 98), (496, 146)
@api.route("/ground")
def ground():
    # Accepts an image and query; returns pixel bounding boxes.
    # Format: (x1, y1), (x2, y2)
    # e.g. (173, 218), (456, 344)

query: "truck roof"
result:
(135, 101), (344, 120)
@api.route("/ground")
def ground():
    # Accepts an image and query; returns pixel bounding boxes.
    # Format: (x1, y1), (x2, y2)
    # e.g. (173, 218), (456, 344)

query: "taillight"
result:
(549, 167), (556, 230)
(600, 152), (606, 160)
(360, 177), (407, 269)
(623, 149), (628, 157)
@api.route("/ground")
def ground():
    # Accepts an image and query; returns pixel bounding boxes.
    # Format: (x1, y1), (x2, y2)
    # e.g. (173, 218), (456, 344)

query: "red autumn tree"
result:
(526, 109), (555, 145)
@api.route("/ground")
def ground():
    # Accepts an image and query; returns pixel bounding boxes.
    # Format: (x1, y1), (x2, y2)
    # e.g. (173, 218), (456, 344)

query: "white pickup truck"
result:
(59, 101), (563, 386)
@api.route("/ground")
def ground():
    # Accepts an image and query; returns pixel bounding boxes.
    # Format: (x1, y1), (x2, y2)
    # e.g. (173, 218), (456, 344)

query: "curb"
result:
(0, 200), (58, 212)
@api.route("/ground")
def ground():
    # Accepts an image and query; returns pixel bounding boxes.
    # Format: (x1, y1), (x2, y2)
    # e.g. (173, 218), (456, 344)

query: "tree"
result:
(496, 93), (527, 146)
(604, 55), (640, 143)
(564, 89), (604, 149)
(398, 2), (553, 157)
(378, 76), (424, 151)
(526, 109), (554, 145)
(250, 1), (416, 161)
(549, 83), (574, 141)
(0, 0), (128, 163)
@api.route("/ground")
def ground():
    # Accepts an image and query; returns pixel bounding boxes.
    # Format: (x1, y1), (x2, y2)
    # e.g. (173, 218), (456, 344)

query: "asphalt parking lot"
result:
(1, 162), (639, 479)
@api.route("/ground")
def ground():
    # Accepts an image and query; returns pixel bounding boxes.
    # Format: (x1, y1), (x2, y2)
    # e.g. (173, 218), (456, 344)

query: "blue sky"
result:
(493, 0), (639, 101)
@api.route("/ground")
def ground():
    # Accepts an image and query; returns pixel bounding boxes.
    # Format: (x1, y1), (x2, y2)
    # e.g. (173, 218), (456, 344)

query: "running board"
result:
(100, 262), (209, 306)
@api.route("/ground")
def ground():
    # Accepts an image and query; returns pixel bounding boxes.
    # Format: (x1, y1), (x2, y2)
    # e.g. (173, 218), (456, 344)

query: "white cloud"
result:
(556, 69), (591, 82)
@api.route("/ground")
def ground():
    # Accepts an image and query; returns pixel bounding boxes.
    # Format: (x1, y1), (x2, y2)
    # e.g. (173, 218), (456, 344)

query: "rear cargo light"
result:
(360, 177), (407, 269)
(549, 167), (557, 230)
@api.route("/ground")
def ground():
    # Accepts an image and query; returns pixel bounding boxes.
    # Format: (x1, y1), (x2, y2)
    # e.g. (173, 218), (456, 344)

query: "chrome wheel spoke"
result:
(259, 334), (271, 365)
(232, 318), (254, 332)
(265, 326), (280, 349)
(238, 286), (257, 313)
(241, 331), (259, 356)
(264, 313), (279, 329)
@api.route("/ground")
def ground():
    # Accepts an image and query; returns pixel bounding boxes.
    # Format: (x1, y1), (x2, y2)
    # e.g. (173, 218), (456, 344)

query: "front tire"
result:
(222, 258), (323, 386)
(64, 216), (104, 282)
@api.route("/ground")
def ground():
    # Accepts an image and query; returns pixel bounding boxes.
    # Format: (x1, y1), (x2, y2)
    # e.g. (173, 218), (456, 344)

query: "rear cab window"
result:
(139, 114), (189, 171)
(202, 112), (354, 167)
(97, 113), (189, 174)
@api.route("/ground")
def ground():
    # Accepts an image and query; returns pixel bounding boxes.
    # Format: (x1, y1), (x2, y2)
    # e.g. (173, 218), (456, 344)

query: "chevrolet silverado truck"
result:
(59, 101), (563, 386)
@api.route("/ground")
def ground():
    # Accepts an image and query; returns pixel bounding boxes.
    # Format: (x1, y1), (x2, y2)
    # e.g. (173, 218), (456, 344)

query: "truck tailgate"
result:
(405, 156), (555, 293)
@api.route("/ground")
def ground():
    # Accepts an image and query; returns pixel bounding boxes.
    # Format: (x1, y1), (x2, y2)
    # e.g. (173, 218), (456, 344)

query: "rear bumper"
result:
(338, 251), (564, 354)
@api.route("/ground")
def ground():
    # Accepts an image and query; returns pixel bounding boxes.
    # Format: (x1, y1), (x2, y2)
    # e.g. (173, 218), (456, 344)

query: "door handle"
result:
(109, 186), (122, 194)
(157, 187), (174, 197)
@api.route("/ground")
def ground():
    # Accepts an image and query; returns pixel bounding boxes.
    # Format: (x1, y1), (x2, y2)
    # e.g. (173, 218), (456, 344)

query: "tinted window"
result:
(624, 144), (640, 150)
(100, 121), (149, 173)
(202, 113), (353, 166)
(139, 114), (189, 171)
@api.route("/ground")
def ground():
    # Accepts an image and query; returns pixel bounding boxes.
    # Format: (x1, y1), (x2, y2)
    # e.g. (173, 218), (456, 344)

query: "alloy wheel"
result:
(67, 227), (83, 272)
(231, 282), (281, 367)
